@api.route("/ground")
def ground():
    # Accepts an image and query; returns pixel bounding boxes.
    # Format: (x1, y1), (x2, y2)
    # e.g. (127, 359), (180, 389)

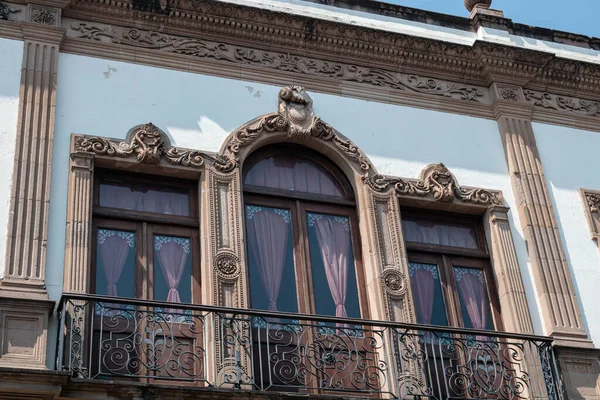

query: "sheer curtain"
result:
(99, 184), (190, 216)
(246, 206), (290, 312)
(313, 215), (351, 320)
(97, 229), (135, 297)
(155, 236), (190, 304)
(244, 156), (342, 197)
(455, 268), (488, 336)
(402, 219), (478, 249)
(409, 263), (436, 325)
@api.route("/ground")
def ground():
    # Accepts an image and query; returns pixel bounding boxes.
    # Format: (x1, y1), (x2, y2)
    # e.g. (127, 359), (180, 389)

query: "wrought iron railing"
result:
(56, 293), (563, 399)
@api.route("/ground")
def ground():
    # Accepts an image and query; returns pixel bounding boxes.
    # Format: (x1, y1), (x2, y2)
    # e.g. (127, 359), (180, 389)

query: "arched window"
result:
(243, 145), (366, 319)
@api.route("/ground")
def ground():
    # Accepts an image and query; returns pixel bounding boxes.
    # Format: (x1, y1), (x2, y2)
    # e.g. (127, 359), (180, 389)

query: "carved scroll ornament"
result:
(581, 189), (600, 242)
(73, 122), (225, 168)
(364, 163), (503, 206)
(217, 86), (372, 174)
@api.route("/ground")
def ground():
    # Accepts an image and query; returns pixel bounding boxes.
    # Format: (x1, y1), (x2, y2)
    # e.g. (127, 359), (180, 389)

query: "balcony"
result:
(56, 294), (563, 399)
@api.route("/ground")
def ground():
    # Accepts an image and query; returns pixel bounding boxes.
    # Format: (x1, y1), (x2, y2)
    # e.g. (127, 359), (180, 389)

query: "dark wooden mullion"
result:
(405, 242), (489, 259)
(441, 255), (465, 329)
(243, 185), (355, 206)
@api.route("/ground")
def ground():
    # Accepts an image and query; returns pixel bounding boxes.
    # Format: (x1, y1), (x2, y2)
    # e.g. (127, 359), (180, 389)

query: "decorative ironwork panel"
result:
(57, 294), (563, 399)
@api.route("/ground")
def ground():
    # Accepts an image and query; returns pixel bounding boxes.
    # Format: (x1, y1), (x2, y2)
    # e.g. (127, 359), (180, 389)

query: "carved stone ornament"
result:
(586, 192), (600, 214)
(70, 24), (487, 104)
(73, 122), (219, 168)
(29, 5), (59, 26)
(215, 253), (240, 278)
(382, 269), (406, 297)
(525, 90), (600, 117)
(465, 0), (492, 11)
(0, 1), (19, 20)
(364, 163), (503, 206)
(216, 86), (372, 174)
(499, 87), (519, 102)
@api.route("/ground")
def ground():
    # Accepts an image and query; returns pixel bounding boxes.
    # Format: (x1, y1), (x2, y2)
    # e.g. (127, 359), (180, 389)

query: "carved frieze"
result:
(217, 86), (373, 175)
(525, 90), (600, 117)
(581, 189), (600, 242)
(70, 23), (487, 104)
(28, 5), (60, 27)
(0, 1), (18, 20)
(73, 122), (218, 168)
(364, 163), (503, 206)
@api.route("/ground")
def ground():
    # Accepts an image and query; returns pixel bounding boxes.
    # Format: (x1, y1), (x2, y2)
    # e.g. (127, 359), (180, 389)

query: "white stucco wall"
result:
(0, 38), (22, 280)
(535, 122), (600, 347)
(50, 53), (542, 337)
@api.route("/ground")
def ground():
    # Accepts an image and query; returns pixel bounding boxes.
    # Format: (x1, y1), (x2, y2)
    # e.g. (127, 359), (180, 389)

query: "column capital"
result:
(21, 22), (65, 44)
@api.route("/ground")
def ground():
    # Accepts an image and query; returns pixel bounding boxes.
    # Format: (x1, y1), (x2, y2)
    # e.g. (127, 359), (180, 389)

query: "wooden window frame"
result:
(403, 208), (504, 331)
(242, 145), (369, 319)
(90, 170), (201, 304)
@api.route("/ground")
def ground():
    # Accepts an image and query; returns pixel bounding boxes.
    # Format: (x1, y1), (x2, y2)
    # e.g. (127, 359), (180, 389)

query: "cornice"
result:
(56, 0), (600, 99)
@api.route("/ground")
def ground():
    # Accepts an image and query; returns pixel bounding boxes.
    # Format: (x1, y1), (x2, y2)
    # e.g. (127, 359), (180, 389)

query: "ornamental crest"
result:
(278, 86), (316, 139)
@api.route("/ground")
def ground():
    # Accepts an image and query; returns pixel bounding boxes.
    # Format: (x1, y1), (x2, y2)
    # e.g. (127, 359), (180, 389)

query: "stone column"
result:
(0, 5), (65, 370)
(1, 22), (64, 299)
(492, 84), (591, 347)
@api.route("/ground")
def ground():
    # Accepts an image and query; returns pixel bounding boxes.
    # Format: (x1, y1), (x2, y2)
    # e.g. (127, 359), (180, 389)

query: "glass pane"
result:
(306, 213), (360, 319)
(153, 235), (192, 304)
(95, 229), (136, 298)
(402, 217), (478, 249)
(409, 263), (448, 326)
(99, 183), (190, 216)
(245, 205), (298, 313)
(454, 267), (494, 330)
(244, 156), (343, 197)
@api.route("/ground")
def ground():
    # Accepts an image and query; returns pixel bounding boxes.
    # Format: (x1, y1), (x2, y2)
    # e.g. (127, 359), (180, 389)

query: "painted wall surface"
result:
(0, 38), (22, 280)
(535, 122), (600, 347)
(50, 53), (542, 336)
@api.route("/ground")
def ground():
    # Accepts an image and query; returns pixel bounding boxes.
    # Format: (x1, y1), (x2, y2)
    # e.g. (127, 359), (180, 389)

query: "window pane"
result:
(95, 229), (136, 298)
(454, 267), (493, 330)
(99, 183), (190, 216)
(402, 217), (478, 249)
(245, 205), (297, 313)
(153, 236), (192, 304)
(409, 263), (448, 326)
(307, 213), (360, 319)
(244, 156), (343, 197)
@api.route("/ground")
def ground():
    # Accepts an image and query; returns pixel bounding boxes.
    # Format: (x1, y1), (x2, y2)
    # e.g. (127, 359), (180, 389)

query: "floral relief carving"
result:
(217, 86), (373, 175)
(499, 87), (519, 102)
(70, 23), (486, 103)
(30, 6), (58, 26)
(364, 163), (503, 206)
(73, 122), (223, 168)
(382, 269), (406, 297)
(215, 253), (240, 279)
(524, 90), (600, 117)
(586, 193), (600, 214)
(0, 1), (19, 20)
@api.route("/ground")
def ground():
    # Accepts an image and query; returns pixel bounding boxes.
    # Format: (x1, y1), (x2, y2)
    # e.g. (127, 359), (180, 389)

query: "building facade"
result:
(0, 0), (599, 398)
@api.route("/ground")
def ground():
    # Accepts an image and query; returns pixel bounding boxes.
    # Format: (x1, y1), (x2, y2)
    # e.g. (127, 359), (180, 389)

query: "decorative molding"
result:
(0, 1), (19, 20)
(214, 253), (240, 279)
(364, 163), (503, 206)
(500, 87), (519, 102)
(580, 189), (600, 243)
(27, 4), (60, 26)
(525, 90), (600, 117)
(69, 23), (488, 105)
(73, 122), (222, 168)
(381, 268), (406, 297)
(217, 86), (374, 176)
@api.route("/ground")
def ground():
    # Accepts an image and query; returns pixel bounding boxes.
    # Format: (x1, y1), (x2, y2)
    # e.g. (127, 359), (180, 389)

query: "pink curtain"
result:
(244, 157), (342, 197)
(313, 216), (350, 319)
(402, 219), (478, 249)
(98, 232), (132, 297)
(155, 238), (189, 304)
(246, 208), (290, 311)
(456, 270), (488, 331)
(411, 267), (435, 325)
(99, 184), (190, 216)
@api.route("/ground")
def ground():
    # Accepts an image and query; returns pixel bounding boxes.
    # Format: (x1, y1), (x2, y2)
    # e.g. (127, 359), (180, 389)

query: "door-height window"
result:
(91, 171), (200, 305)
(402, 209), (502, 331)
(243, 145), (366, 319)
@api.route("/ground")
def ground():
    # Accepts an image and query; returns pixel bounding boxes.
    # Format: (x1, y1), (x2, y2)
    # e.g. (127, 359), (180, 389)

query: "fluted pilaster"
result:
(0, 24), (64, 298)
(494, 97), (591, 347)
